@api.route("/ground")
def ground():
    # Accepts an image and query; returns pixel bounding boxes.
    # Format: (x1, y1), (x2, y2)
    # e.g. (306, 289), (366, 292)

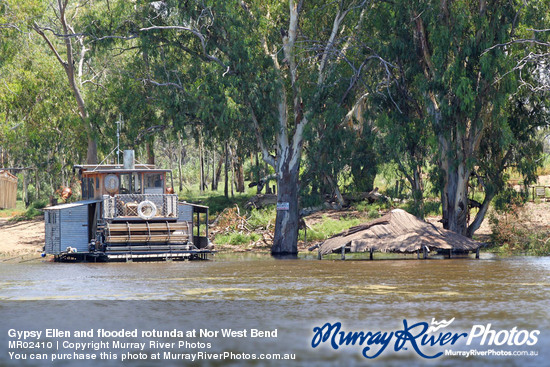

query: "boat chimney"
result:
(123, 150), (135, 169)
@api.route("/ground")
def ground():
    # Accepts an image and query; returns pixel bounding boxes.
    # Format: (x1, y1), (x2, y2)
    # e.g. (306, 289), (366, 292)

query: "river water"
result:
(1, 254), (549, 366)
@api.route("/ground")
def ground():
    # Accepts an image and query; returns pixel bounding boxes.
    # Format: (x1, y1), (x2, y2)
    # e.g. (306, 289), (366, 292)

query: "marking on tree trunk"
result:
(277, 202), (290, 211)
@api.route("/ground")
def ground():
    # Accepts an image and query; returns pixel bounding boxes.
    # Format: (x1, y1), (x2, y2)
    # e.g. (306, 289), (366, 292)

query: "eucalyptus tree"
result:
(0, 27), (86, 199)
(301, 97), (379, 207)
(32, 0), (100, 164)
(483, 3), (550, 94)
(375, 105), (431, 216)
(234, 0), (382, 254)
(365, 4), (435, 217)
(87, 0), (379, 255)
(467, 89), (548, 236)
(0, 0), (22, 64)
(369, 0), (549, 236)
(466, 2), (550, 234)
(0, 0), (25, 166)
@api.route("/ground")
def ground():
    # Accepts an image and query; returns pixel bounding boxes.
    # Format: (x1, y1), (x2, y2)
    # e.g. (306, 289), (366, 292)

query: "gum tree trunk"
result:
(272, 147), (301, 256)
(466, 192), (494, 238)
(212, 154), (223, 191)
(235, 156), (245, 193)
(224, 142), (229, 198)
(245, 0), (359, 256)
(146, 140), (155, 165)
(411, 166), (424, 214)
(199, 137), (205, 193)
(441, 165), (470, 235)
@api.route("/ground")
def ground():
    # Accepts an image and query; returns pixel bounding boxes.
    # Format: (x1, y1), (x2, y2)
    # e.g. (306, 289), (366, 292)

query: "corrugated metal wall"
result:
(44, 203), (90, 255)
(59, 205), (89, 253)
(178, 202), (193, 222)
(44, 211), (61, 254)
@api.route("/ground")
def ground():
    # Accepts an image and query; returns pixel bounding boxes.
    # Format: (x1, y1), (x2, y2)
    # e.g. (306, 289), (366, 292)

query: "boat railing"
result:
(103, 194), (178, 219)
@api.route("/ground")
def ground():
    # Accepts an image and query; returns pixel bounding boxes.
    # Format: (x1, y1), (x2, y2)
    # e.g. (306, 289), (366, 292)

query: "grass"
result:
(484, 235), (550, 256)
(0, 200), (26, 218)
(398, 199), (441, 218)
(214, 232), (262, 246)
(354, 200), (390, 214)
(178, 183), (259, 216)
(6, 200), (47, 222)
(486, 201), (550, 256)
(211, 200), (386, 246)
(299, 215), (364, 242)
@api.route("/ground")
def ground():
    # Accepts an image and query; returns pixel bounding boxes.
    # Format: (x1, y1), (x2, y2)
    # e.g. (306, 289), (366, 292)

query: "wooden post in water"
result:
(417, 249), (420, 259)
(370, 248), (373, 260)
(341, 245), (346, 260)
(476, 247), (480, 259)
(423, 246), (427, 259)
(448, 249), (452, 259)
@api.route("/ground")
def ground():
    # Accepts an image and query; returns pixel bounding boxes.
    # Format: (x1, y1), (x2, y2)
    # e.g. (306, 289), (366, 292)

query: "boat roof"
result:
(43, 199), (103, 210)
(181, 201), (209, 211)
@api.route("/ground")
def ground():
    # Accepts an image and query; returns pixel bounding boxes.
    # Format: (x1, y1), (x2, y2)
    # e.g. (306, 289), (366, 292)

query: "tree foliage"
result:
(366, 0), (550, 234)
(1, 0), (549, 247)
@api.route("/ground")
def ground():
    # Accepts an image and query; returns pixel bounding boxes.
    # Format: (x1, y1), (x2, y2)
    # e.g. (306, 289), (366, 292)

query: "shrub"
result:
(30, 199), (48, 210)
(9, 199), (46, 222)
(214, 232), (261, 246)
(246, 207), (276, 230)
(488, 202), (550, 255)
(367, 208), (380, 219)
(493, 188), (527, 213)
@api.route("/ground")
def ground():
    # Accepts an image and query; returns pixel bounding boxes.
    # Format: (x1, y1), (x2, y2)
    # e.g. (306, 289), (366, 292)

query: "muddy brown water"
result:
(1, 254), (549, 366)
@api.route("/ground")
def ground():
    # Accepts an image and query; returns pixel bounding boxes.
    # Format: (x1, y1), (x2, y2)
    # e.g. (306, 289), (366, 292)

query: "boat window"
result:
(82, 178), (88, 198)
(88, 178), (95, 198)
(145, 173), (163, 188)
(132, 172), (142, 194)
(144, 173), (164, 194)
(119, 173), (142, 194)
(119, 174), (131, 194)
(82, 177), (94, 199)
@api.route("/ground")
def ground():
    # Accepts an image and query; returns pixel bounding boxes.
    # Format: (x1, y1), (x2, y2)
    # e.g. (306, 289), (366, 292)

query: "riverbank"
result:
(0, 217), (45, 263)
(1, 202), (549, 263)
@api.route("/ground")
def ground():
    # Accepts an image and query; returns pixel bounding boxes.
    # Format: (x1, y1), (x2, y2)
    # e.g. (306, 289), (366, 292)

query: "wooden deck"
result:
(55, 248), (214, 262)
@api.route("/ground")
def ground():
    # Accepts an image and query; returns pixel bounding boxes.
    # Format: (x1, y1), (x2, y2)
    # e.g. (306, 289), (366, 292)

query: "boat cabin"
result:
(74, 164), (172, 199)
